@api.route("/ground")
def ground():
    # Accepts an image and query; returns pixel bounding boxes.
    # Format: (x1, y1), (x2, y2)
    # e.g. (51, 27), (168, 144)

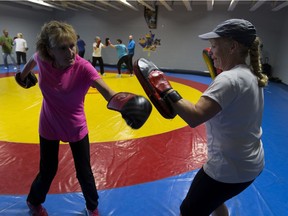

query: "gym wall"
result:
(0, 2), (287, 84)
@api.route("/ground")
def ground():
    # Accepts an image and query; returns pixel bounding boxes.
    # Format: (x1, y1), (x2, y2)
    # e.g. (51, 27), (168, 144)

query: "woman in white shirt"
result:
(134, 18), (268, 216)
(92, 36), (106, 75)
(14, 33), (28, 69)
(172, 18), (269, 216)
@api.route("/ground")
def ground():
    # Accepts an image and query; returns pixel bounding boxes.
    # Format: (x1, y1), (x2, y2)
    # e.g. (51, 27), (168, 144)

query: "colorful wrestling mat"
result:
(0, 67), (288, 215)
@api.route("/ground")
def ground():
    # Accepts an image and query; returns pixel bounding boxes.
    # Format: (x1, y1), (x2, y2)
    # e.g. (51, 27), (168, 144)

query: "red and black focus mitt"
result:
(105, 38), (110, 46)
(15, 72), (38, 89)
(133, 58), (182, 119)
(107, 92), (152, 129)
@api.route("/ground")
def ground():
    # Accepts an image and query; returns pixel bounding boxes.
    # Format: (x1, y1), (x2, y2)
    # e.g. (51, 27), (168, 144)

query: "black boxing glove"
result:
(107, 92), (152, 129)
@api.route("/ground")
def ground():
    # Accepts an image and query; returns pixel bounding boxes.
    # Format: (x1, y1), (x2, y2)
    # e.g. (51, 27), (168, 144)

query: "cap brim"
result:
(198, 32), (221, 40)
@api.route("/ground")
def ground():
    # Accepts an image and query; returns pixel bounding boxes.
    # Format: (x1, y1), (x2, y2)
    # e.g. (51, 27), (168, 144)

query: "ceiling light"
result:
(119, 0), (139, 11)
(27, 0), (58, 8)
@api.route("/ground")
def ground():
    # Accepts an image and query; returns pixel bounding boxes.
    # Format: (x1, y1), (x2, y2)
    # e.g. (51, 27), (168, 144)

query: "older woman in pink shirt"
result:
(17, 21), (151, 216)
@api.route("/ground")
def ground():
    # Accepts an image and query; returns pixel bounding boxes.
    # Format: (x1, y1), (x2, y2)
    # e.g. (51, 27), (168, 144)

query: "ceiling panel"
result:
(2, 0), (288, 12)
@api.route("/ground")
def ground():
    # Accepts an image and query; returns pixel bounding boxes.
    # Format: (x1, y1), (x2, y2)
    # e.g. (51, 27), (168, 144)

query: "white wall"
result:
(1, 2), (287, 84)
(62, 4), (287, 73)
(0, 4), (57, 61)
(274, 11), (288, 84)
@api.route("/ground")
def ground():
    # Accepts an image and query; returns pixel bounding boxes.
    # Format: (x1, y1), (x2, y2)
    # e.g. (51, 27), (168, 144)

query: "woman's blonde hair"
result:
(237, 37), (268, 87)
(36, 20), (77, 62)
(17, 33), (23, 38)
(248, 37), (268, 87)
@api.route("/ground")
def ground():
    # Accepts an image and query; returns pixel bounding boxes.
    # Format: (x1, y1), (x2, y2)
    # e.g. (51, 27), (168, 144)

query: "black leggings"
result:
(27, 134), (99, 211)
(16, 51), (27, 65)
(92, 56), (104, 75)
(128, 54), (134, 71)
(117, 55), (132, 74)
(180, 167), (254, 216)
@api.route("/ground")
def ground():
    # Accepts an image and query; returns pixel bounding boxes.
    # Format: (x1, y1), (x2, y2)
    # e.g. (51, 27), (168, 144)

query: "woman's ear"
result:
(230, 40), (239, 54)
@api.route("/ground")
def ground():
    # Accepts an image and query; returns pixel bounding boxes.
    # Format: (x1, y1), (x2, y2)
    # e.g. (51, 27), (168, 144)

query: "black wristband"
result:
(165, 90), (182, 103)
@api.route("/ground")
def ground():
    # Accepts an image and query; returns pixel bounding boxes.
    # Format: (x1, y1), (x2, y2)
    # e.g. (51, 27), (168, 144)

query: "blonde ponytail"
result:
(249, 37), (268, 87)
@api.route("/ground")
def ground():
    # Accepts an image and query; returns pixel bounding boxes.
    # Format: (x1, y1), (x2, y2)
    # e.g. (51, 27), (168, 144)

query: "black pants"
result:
(117, 55), (132, 74)
(180, 167), (254, 216)
(92, 56), (104, 75)
(78, 50), (85, 58)
(16, 51), (27, 65)
(128, 54), (134, 72)
(27, 134), (99, 211)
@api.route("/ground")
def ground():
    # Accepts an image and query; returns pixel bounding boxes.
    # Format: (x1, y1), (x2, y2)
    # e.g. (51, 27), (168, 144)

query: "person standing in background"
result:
(77, 35), (86, 58)
(92, 36), (106, 76)
(14, 32), (28, 70)
(0, 29), (17, 70)
(107, 39), (133, 77)
(127, 35), (135, 74)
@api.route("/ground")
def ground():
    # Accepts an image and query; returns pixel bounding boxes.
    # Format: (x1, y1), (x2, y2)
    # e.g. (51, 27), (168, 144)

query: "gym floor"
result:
(0, 65), (287, 216)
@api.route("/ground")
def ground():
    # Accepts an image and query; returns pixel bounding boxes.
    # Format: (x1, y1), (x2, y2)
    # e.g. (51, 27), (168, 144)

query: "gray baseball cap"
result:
(199, 19), (257, 47)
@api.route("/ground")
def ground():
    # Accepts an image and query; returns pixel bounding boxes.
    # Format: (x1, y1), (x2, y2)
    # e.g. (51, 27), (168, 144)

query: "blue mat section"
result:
(0, 169), (282, 216)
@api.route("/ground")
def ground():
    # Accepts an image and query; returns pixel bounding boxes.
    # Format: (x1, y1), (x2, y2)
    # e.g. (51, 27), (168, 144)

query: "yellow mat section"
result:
(0, 73), (202, 143)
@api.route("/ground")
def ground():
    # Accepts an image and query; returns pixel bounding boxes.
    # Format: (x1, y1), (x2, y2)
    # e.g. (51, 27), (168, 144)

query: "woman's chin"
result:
(67, 59), (75, 66)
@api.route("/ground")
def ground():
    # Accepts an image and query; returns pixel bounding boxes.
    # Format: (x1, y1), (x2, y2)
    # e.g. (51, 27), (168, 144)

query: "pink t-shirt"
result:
(34, 53), (101, 142)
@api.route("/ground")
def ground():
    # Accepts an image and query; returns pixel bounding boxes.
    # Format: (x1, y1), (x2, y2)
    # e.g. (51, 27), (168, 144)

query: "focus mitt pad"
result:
(105, 38), (110, 46)
(15, 72), (38, 89)
(107, 92), (152, 129)
(134, 58), (181, 119)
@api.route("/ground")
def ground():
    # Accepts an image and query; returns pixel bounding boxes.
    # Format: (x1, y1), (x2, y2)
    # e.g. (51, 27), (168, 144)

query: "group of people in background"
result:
(0, 29), (135, 77)
(0, 29), (28, 70)
(78, 34), (135, 77)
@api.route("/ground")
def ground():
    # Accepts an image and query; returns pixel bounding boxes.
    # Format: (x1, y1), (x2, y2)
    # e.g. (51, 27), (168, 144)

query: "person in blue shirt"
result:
(108, 39), (133, 77)
(77, 35), (86, 58)
(127, 35), (135, 73)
